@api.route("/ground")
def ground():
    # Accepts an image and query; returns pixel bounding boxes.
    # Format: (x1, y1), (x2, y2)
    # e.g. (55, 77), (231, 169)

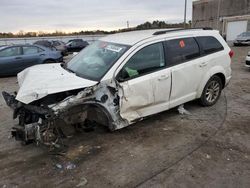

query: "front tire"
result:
(200, 75), (222, 106)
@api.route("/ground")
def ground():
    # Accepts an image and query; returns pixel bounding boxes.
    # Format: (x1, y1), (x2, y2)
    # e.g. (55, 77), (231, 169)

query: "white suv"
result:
(3, 28), (233, 145)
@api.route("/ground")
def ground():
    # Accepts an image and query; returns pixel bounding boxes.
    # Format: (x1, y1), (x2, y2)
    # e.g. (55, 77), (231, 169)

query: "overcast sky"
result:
(0, 0), (193, 33)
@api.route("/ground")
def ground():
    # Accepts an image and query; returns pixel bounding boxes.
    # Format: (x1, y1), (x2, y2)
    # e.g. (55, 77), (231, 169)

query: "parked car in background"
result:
(0, 44), (63, 76)
(66, 39), (89, 52)
(2, 28), (232, 145)
(51, 40), (68, 56)
(34, 40), (67, 56)
(234, 32), (250, 46)
(245, 51), (250, 68)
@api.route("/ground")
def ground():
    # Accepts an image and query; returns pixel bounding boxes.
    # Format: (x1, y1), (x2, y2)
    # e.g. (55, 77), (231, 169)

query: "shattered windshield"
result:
(66, 41), (130, 81)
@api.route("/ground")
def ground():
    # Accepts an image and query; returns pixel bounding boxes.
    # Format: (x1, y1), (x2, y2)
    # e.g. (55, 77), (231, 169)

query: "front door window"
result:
(118, 42), (165, 81)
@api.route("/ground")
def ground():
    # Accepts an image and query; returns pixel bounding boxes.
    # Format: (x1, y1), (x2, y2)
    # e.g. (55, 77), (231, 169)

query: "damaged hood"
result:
(16, 63), (98, 104)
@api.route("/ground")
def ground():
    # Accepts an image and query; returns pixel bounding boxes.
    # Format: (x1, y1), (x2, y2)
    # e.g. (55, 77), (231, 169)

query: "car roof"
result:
(101, 28), (218, 46)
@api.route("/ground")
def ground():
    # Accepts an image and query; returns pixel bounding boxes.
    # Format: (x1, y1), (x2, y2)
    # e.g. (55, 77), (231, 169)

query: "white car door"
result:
(116, 42), (171, 123)
(164, 37), (204, 108)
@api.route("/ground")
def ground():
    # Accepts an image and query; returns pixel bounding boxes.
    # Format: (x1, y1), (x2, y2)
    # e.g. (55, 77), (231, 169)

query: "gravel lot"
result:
(0, 46), (249, 188)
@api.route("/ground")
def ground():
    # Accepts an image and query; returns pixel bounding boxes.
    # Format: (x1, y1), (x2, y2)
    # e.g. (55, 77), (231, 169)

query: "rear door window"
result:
(196, 36), (224, 55)
(164, 37), (200, 66)
(23, 47), (39, 55)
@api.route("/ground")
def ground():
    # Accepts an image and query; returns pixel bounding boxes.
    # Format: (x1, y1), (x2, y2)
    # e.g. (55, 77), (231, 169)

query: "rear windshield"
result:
(66, 41), (130, 81)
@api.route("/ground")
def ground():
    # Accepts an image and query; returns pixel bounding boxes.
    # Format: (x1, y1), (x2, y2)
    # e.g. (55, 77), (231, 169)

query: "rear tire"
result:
(200, 75), (222, 106)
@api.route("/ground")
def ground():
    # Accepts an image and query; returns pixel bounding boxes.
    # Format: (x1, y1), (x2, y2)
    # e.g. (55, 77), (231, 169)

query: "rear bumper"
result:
(225, 76), (232, 87)
(245, 56), (250, 67)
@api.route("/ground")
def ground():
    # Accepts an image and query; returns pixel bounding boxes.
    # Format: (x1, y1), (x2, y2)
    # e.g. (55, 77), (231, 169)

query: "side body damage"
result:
(2, 83), (129, 145)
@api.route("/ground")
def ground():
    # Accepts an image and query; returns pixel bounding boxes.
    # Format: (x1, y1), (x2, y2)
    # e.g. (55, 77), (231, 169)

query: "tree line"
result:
(0, 20), (192, 38)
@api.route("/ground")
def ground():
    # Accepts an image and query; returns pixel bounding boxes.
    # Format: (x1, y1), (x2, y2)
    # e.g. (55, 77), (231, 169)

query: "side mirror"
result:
(116, 69), (128, 82)
(117, 76), (125, 82)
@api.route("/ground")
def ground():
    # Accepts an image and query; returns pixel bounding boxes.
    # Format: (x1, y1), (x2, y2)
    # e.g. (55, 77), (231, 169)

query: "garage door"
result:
(226, 20), (248, 41)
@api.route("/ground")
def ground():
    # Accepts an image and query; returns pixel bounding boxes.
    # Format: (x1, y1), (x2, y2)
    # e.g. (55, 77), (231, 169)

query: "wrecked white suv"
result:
(3, 28), (233, 145)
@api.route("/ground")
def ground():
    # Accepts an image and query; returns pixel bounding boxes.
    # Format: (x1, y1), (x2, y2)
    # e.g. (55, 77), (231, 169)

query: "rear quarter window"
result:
(196, 36), (224, 55)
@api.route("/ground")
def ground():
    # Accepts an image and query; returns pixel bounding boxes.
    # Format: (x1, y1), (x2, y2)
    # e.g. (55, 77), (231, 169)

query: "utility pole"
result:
(127, 21), (130, 29)
(216, 0), (221, 30)
(184, 0), (187, 28)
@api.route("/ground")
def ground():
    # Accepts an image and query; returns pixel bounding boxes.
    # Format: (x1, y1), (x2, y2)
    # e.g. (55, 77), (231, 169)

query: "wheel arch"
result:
(197, 66), (226, 98)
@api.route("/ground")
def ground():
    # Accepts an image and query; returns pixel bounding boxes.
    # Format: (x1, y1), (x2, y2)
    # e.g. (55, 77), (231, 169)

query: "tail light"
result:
(229, 50), (234, 58)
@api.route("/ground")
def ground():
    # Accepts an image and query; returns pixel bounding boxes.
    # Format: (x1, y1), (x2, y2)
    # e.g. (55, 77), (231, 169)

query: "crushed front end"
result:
(2, 91), (53, 144)
(2, 84), (129, 146)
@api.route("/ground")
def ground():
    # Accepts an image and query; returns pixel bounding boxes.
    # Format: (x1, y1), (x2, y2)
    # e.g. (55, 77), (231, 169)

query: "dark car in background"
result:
(0, 44), (62, 76)
(234, 32), (250, 46)
(34, 40), (67, 56)
(66, 39), (89, 52)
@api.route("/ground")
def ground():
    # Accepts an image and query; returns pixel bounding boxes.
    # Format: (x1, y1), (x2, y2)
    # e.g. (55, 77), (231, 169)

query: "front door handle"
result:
(15, 57), (22, 60)
(158, 75), (169, 81)
(199, 62), (208, 67)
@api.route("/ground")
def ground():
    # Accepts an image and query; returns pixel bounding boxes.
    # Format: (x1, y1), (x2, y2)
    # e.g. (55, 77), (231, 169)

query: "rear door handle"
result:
(158, 75), (169, 81)
(199, 62), (208, 67)
(15, 57), (22, 60)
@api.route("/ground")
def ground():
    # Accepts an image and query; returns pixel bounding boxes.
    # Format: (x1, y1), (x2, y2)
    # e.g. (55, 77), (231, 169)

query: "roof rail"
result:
(153, 27), (213, 35)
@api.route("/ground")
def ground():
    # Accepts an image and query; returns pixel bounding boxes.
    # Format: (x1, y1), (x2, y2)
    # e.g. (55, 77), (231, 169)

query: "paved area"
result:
(0, 46), (249, 188)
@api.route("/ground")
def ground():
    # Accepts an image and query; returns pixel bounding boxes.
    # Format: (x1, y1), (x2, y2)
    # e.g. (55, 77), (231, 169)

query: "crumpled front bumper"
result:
(2, 91), (18, 110)
(2, 91), (51, 144)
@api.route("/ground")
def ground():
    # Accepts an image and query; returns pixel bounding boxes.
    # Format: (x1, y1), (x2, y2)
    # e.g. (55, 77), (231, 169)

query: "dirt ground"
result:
(0, 46), (249, 188)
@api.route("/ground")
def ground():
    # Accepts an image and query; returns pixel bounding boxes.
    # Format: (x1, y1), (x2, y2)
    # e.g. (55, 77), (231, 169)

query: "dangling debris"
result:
(178, 104), (191, 115)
